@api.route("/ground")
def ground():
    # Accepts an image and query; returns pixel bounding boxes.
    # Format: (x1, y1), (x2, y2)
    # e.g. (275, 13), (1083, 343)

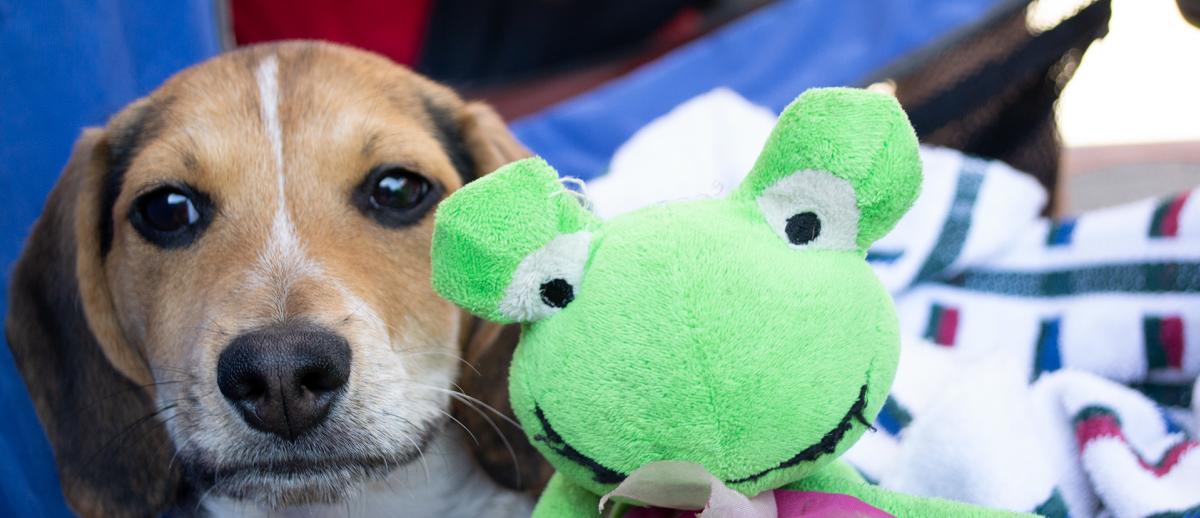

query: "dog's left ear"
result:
(456, 102), (532, 179)
(6, 100), (180, 517)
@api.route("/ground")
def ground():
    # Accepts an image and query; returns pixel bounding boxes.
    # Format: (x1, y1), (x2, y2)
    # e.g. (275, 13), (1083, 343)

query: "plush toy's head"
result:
(432, 88), (921, 499)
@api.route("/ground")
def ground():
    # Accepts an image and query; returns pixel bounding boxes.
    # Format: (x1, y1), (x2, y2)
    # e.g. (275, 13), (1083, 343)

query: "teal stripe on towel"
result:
(942, 262), (1200, 296)
(913, 157), (988, 284)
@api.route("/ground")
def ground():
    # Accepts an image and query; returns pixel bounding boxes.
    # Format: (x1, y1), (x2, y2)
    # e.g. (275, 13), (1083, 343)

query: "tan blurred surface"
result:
(1053, 0), (1200, 212)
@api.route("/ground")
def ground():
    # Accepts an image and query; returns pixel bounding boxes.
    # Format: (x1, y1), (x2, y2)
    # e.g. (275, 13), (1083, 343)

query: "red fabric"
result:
(1161, 192), (1191, 238)
(1076, 411), (1199, 477)
(1160, 315), (1185, 369)
(231, 0), (432, 65)
(936, 307), (959, 347)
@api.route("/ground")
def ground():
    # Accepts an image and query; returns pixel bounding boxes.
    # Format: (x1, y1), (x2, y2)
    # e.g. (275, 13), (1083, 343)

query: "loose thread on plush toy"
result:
(553, 176), (595, 212)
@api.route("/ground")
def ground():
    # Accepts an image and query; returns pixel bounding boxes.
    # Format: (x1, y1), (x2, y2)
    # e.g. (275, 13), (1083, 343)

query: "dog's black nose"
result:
(217, 323), (351, 441)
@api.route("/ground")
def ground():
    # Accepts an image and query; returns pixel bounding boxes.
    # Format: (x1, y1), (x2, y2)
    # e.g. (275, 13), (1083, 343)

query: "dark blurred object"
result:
(1180, 0), (1200, 27)
(420, 0), (713, 87)
(231, 0), (433, 65)
(874, 0), (1112, 211)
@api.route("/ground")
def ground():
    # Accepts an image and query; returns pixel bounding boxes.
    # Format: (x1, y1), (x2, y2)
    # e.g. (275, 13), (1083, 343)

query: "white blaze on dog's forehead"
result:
(250, 53), (322, 319)
(255, 54), (284, 182)
(254, 54), (292, 241)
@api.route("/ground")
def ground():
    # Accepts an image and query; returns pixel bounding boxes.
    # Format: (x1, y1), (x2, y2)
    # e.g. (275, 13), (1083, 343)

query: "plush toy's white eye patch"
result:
(757, 170), (859, 250)
(498, 231), (592, 322)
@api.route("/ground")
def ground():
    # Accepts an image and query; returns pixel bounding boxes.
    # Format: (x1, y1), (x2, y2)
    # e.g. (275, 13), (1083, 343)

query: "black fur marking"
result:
(532, 384), (871, 486)
(421, 96), (478, 183)
(100, 100), (168, 256)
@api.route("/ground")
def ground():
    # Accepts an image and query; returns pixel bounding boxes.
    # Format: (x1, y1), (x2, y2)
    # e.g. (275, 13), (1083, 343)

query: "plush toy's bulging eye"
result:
(785, 211), (821, 245)
(539, 278), (575, 308)
(758, 170), (858, 251)
(498, 231), (591, 322)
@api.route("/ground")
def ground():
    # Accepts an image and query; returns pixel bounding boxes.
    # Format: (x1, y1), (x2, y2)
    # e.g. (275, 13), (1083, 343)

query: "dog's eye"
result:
(355, 165), (442, 228)
(130, 185), (211, 248)
(142, 190), (198, 231)
(371, 170), (431, 210)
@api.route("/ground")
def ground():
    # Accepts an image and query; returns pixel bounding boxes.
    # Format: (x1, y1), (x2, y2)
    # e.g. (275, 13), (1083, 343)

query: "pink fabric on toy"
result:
(620, 489), (893, 518)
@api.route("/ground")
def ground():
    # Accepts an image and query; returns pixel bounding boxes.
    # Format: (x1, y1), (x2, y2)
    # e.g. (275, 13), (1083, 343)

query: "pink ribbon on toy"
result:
(601, 461), (893, 518)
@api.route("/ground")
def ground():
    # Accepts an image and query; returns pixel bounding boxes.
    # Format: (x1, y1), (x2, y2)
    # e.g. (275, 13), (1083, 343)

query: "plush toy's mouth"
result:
(533, 384), (871, 486)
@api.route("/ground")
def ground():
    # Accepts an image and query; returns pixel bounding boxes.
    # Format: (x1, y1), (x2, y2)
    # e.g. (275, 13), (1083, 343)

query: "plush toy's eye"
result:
(758, 170), (858, 250)
(497, 231), (591, 322)
(785, 211), (821, 245)
(539, 279), (575, 308)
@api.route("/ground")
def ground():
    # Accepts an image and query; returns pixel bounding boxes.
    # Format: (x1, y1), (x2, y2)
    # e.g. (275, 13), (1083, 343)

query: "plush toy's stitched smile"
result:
(532, 384), (872, 486)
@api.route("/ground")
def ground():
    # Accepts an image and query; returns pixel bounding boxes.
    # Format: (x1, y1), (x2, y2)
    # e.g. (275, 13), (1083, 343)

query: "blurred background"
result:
(1, 0), (1196, 514)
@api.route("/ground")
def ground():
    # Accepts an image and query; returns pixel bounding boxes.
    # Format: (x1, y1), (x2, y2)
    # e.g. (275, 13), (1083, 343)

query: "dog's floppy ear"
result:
(456, 102), (532, 179)
(6, 105), (180, 517)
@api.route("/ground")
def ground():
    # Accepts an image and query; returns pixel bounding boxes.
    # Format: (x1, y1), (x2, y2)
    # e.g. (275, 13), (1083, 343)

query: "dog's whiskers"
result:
(78, 379), (187, 414)
(388, 379), (523, 485)
(399, 348), (482, 377)
(428, 406), (480, 446)
(378, 410), (432, 485)
(84, 400), (183, 468)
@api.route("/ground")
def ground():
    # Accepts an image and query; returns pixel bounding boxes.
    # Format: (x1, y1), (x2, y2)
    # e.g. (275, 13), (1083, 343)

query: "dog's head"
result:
(6, 41), (536, 516)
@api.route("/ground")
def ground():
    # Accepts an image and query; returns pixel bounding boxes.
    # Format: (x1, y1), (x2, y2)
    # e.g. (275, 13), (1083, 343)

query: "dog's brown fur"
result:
(6, 41), (550, 517)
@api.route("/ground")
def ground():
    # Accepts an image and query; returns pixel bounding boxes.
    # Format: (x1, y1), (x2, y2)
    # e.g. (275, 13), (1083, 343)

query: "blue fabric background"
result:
(0, 1), (219, 515)
(0, 0), (1002, 513)
(511, 0), (1010, 181)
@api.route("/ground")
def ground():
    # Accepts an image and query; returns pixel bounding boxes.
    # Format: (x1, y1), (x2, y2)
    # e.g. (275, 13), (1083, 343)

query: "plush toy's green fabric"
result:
(431, 157), (597, 322)
(732, 88), (922, 250)
(431, 88), (1025, 517)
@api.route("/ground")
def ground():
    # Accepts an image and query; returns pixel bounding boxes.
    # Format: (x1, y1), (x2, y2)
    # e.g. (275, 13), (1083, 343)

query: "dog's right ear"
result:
(6, 109), (180, 517)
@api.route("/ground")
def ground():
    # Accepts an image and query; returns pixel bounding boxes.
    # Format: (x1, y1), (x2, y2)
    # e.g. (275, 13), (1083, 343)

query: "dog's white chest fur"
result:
(202, 430), (534, 517)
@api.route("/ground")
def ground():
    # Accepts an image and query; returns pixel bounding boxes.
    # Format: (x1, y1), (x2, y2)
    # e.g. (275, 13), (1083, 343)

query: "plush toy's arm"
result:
(533, 473), (604, 518)
(787, 461), (1034, 517)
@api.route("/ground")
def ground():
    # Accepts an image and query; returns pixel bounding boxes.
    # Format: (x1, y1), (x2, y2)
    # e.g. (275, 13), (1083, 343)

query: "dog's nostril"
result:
(299, 366), (345, 393)
(225, 371), (268, 401)
(216, 323), (352, 441)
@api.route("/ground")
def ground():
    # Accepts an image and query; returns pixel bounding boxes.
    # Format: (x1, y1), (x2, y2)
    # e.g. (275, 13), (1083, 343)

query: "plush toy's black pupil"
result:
(785, 211), (821, 245)
(540, 278), (575, 308)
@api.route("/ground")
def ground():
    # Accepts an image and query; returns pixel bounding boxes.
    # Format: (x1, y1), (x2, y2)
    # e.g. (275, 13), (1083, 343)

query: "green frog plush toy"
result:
(431, 88), (1025, 517)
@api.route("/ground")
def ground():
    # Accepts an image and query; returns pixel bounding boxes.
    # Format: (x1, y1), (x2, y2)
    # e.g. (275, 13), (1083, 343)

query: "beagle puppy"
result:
(6, 41), (550, 517)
